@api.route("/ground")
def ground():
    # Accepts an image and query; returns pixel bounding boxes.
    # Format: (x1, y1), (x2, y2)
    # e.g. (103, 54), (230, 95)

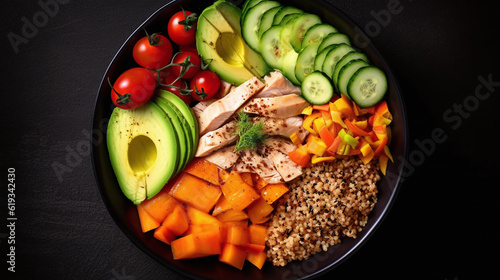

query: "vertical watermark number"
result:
(6, 168), (16, 273)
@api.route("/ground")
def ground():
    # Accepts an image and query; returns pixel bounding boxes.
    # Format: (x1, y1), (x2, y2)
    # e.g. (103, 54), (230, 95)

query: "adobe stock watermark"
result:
(6, 0), (71, 54)
(52, 118), (109, 182)
(110, 267), (136, 280)
(385, 73), (498, 184)
(352, 0), (412, 49)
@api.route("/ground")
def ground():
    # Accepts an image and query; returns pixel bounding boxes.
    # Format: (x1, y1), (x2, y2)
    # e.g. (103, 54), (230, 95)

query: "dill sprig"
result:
(233, 112), (268, 152)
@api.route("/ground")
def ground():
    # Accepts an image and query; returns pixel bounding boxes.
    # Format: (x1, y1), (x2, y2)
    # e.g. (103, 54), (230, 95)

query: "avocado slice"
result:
(107, 101), (178, 204)
(153, 97), (189, 173)
(156, 90), (198, 161)
(196, 0), (271, 85)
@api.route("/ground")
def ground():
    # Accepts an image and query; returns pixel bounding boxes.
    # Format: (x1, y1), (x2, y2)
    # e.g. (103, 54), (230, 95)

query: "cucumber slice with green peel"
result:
(242, 1), (281, 52)
(347, 66), (388, 108)
(278, 13), (302, 26)
(318, 33), (351, 52)
(282, 50), (300, 85)
(290, 13), (322, 52)
(322, 43), (355, 78)
(332, 51), (369, 89)
(301, 71), (334, 105)
(314, 44), (337, 72)
(338, 59), (369, 98)
(295, 43), (320, 83)
(301, 24), (338, 50)
(258, 6), (282, 39)
(242, 0), (265, 15)
(260, 25), (289, 70)
(273, 6), (303, 25)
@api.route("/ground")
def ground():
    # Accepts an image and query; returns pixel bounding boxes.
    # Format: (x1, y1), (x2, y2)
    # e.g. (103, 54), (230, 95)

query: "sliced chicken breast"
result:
(195, 120), (238, 157)
(259, 138), (302, 182)
(198, 77), (265, 135)
(204, 145), (239, 169)
(252, 116), (309, 142)
(237, 149), (283, 184)
(243, 94), (309, 119)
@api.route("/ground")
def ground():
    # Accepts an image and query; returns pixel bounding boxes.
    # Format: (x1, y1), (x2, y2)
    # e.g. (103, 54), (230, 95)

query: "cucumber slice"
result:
(318, 33), (351, 52)
(242, 1), (281, 52)
(314, 44), (336, 72)
(301, 71), (334, 105)
(347, 66), (388, 108)
(278, 13), (301, 26)
(260, 25), (289, 69)
(282, 50), (300, 85)
(295, 43), (320, 83)
(301, 24), (338, 50)
(242, 0), (264, 15)
(258, 6), (282, 39)
(332, 51), (369, 89)
(321, 43), (355, 78)
(337, 59), (369, 97)
(273, 6), (303, 25)
(290, 13), (321, 52)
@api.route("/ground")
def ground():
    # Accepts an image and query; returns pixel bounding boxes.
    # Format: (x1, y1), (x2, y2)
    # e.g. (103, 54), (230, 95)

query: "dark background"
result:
(1, 0), (499, 279)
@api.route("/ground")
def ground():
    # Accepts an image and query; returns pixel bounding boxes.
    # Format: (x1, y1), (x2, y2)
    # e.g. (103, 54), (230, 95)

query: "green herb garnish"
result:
(233, 112), (268, 152)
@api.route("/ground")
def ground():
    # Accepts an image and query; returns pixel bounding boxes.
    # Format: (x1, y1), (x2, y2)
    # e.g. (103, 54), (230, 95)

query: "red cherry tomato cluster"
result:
(109, 9), (221, 110)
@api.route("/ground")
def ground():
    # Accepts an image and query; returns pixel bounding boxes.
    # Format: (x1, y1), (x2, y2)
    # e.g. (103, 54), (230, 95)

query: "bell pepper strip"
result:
(313, 117), (326, 135)
(289, 132), (302, 146)
(375, 101), (392, 119)
(319, 125), (335, 147)
(288, 144), (311, 168)
(384, 145), (394, 162)
(379, 154), (389, 175)
(321, 110), (333, 126)
(311, 154), (336, 164)
(303, 112), (322, 135)
(354, 119), (368, 130)
(333, 95), (355, 119)
(301, 105), (313, 115)
(312, 103), (330, 111)
(327, 135), (343, 155)
(359, 147), (374, 164)
(373, 113), (392, 127)
(329, 104), (348, 128)
(373, 137), (388, 157)
(373, 124), (387, 140)
(345, 119), (370, 137)
(307, 140), (327, 156)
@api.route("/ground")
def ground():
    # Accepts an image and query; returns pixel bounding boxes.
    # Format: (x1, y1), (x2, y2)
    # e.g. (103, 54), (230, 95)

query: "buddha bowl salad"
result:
(106, 0), (393, 271)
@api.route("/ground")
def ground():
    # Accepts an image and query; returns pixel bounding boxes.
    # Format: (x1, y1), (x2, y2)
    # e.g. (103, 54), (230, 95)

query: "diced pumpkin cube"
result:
(171, 231), (221, 260)
(169, 173), (222, 213)
(219, 243), (246, 270)
(140, 186), (179, 223)
(184, 158), (220, 185)
(246, 251), (267, 270)
(244, 243), (265, 254)
(216, 209), (249, 222)
(226, 225), (249, 246)
(248, 224), (267, 246)
(212, 195), (233, 216)
(247, 197), (273, 224)
(186, 205), (221, 226)
(137, 204), (160, 233)
(251, 173), (268, 190)
(260, 183), (288, 204)
(220, 171), (260, 211)
(154, 224), (177, 245)
(240, 172), (254, 186)
(162, 204), (189, 236)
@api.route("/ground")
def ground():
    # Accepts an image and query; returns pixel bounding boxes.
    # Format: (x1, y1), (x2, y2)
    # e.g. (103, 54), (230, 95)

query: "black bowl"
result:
(91, 0), (408, 279)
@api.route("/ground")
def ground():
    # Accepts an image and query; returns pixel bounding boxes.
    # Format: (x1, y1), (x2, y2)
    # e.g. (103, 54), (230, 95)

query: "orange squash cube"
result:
(137, 204), (160, 233)
(219, 243), (246, 270)
(260, 183), (289, 204)
(171, 231), (221, 260)
(246, 251), (267, 269)
(184, 158), (220, 185)
(247, 197), (273, 224)
(169, 173), (222, 213)
(162, 204), (189, 236)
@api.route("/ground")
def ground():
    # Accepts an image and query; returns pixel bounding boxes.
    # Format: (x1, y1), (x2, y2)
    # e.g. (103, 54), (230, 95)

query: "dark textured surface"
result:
(0, 0), (498, 279)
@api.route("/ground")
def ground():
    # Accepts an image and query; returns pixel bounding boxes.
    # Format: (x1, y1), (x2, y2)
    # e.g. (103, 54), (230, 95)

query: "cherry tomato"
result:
(179, 43), (198, 55)
(190, 70), (220, 101)
(133, 33), (173, 69)
(159, 70), (192, 105)
(168, 10), (197, 46)
(169, 51), (201, 80)
(110, 68), (156, 109)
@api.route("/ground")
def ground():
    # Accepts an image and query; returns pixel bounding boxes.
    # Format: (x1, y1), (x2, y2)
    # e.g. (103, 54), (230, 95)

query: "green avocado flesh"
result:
(196, 0), (271, 85)
(107, 101), (178, 205)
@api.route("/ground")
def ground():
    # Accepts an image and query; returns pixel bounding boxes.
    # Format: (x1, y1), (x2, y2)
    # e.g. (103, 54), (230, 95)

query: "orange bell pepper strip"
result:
(288, 145), (311, 168)
(327, 135), (343, 155)
(373, 136), (388, 157)
(303, 112), (322, 135)
(312, 103), (331, 111)
(329, 105), (348, 128)
(319, 125), (335, 147)
(379, 154), (389, 175)
(345, 119), (370, 137)
(375, 100), (392, 119)
(219, 243), (246, 270)
(373, 124), (388, 140)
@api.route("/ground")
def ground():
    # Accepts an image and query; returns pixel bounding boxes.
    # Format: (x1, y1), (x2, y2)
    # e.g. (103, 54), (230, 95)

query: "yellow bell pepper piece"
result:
(301, 105), (313, 115)
(313, 117), (325, 135)
(311, 154), (336, 164)
(307, 141), (327, 156)
(303, 112), (321, 136)
(289, 132), (302, 146)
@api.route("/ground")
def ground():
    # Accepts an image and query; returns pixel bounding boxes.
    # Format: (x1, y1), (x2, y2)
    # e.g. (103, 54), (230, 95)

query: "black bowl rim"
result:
(91, 0), (408, 279)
